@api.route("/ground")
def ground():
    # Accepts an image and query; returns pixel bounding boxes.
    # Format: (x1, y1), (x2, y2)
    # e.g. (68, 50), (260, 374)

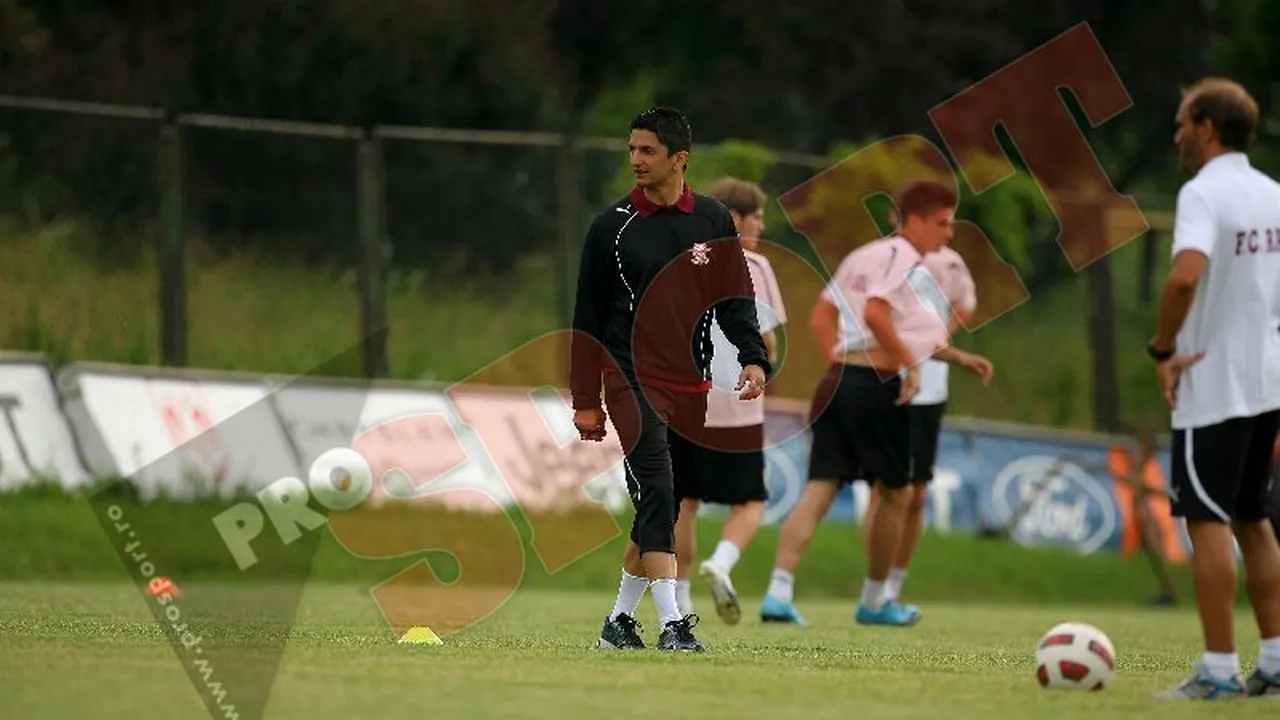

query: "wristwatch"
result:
(1147, 337), (1174, 362)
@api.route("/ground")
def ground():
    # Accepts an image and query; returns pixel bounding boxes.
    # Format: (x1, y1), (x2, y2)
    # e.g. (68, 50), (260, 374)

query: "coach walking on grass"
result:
(1150, 77), (1280, 701)
(570, 107), (772, 653)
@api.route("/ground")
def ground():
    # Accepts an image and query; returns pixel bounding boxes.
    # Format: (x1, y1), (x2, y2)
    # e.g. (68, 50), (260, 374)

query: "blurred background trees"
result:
(0, 0), (1275, 431)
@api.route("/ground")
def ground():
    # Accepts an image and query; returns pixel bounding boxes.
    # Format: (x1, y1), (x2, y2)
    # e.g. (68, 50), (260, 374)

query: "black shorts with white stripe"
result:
(1171, 409), (1280, 523)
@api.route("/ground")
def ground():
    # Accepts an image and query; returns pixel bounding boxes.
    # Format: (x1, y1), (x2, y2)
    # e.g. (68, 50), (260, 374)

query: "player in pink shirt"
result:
(760, 181), (994, 627)
(866, 240), (978, 610)
(674, 177), (788, 625)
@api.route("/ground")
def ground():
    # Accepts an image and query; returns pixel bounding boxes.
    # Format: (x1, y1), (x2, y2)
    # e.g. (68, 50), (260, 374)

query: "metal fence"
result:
(0, 94), (835, 379)
(0, 94), (1188, 430)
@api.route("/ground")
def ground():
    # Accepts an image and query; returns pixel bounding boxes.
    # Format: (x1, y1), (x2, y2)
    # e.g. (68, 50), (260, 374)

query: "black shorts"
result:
(603, 371), (707, 553)
(805, 364), (911, 489)
(1271, 457), (1280, 542)
(680, 424), (767, 505)
(1171, 409), (1280, 523)
(908, 401), (947, 483)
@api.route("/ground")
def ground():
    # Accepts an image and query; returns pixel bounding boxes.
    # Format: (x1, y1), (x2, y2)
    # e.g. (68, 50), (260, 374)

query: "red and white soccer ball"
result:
(1035, 622), (1117, 691)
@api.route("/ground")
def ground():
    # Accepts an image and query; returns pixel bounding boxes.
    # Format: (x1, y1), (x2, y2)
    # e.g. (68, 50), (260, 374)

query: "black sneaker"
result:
(597, 613), (645, 650)
(658, 614), (705, 652)
(1245, 668), (1280, 698)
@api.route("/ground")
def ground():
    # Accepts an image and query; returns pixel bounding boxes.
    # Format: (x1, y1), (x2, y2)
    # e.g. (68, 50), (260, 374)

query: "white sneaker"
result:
(698, 560), (741, 625)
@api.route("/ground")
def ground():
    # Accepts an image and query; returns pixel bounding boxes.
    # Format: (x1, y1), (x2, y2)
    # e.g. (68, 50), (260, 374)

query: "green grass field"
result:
(0, 490), (1271, 718)
(1, 583), (1275, 719)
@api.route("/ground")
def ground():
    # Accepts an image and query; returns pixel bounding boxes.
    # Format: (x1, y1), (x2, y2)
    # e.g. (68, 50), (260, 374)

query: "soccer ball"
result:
(1034, 622), (1117, 691)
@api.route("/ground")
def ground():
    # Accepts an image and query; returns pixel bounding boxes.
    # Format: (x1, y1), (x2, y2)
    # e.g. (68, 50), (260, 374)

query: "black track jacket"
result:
(570, 183), (772, 410)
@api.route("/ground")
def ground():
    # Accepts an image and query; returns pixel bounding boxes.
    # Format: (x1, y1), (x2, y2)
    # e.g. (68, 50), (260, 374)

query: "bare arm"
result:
(932, 343), (994, 385)
(864, 297), (915, 368)
(947, 307), (974, 335)
(1153, 250), (1209, 351)
(810, 300), (839, 359)
(1156, 184), (1215, 352)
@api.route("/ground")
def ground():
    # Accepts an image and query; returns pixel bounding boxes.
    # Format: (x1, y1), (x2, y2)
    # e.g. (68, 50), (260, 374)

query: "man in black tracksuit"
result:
(571, 107), (772, 652)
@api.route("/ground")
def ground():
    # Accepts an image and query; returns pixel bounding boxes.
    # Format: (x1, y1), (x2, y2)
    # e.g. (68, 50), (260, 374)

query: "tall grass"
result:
(0, 218), (1168, 431)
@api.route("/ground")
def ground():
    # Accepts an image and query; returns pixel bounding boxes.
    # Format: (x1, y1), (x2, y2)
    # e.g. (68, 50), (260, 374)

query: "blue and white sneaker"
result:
(1154, 662), (1246, 700)
(855, 599), (921, 627)
(759, 595), (807, 626)
(1245, 667), (1280, 698)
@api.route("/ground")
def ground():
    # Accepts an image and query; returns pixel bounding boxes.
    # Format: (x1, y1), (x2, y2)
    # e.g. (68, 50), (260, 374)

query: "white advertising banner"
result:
(0, 357), (91, 490)
(57, 365), (301, 499)
(28, 359), (1169, 557)
(267, 381), (631, 513)
(268, 382), (504, 510)
(447, 385), (630, 514)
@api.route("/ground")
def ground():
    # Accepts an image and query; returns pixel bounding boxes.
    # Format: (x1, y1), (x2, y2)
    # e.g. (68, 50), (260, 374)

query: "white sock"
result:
(885, 567), (908, 601)
(1258, 637), (1280, 675)
(861, 578), (886, 611)
(767, 568), (794, 603)
(709, 540), (742, 573)
(610, 570), (649, 620)
(651, 578), (682, 626)
(1201, 651), (1240, 681)
(675, 579), (693, 616)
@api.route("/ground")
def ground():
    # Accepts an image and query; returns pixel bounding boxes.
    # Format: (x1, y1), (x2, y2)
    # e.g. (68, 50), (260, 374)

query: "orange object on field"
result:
(1110, 446), (1187, 565)
(145, 576), (182, 598)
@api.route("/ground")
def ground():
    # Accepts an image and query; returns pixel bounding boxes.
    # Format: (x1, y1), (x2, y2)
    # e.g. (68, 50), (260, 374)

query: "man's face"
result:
(732, 208), (766, 247)
(1174, 102), (1212, 173)
(629, 129), (685, 188)
(904, 207), (955, 253)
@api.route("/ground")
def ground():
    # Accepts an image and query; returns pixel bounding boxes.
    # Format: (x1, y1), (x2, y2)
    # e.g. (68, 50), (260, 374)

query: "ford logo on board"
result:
(990, 455), (1119, 555)
(762, 437), (807, 526)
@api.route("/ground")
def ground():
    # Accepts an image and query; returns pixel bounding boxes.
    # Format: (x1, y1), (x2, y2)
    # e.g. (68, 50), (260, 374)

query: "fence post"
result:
(554, 132), (581, 332)
(157, 115), (187, 367)
(357, 127), (389, 378)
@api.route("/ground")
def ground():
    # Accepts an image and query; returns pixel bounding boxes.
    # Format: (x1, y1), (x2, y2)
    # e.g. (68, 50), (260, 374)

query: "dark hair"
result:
(896, 181), (957, 222)
(1181, 77), (1259, 152)
(630, 106), (693, 159)
(709, 177), (767, 215)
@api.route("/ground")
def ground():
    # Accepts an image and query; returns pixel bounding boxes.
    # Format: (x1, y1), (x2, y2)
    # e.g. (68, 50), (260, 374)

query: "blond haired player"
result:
(674, 177), (787, 624)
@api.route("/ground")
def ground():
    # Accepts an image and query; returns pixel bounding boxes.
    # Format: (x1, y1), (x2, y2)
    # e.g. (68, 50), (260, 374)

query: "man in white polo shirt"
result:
(1148, 77), (1280, 701)
(862, 241), (977, 610)
(674, 177), (788, 625)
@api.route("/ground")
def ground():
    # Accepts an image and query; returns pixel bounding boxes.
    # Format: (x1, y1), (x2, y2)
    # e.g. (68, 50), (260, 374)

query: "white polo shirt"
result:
(1170, 152), (1280, 430)
(706, 249), (787, 428)
(910, 247), (977, 407)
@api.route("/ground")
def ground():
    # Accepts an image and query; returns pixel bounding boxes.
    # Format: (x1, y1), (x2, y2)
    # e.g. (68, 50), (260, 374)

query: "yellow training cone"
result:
(397, 626), (444, 645)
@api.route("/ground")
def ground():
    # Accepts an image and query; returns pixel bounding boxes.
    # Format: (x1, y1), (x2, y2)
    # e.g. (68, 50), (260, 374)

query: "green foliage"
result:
(686, 139), (778, 190)
(823, 135), (1044, 276)
(953, 153), (1045, 274)
(582, 75), (658, 139)
(1209, 0), (1280, 177)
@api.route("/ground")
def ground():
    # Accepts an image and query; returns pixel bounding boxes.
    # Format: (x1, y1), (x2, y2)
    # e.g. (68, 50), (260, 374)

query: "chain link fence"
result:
(0, 94), (1188, 429)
